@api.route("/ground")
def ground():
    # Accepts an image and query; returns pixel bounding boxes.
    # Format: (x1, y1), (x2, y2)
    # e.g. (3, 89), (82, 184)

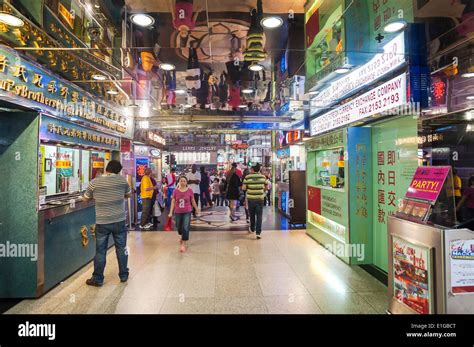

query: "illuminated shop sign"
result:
(310, 33), (405, 115)
(278, 130), (303, 147)
(311, 74), (407, 136)
(276, 147), (291, 158)
(147, 131), (166, 147)
(0, 46), (128, 135)
(39, 115), (120, 151)
(58, 2), (75, 29)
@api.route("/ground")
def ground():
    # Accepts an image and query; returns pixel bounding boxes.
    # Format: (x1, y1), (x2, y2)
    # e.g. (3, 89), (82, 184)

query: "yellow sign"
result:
(337, 160), (344, 168)
(92, 161), (104, 169)
(104, 152), (111, 160)
(55, 160), (71, 169)
(330, 175), (337, 188)
(58, 3), (75, 29)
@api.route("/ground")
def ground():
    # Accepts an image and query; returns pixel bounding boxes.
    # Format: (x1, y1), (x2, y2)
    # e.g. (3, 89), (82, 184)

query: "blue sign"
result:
(39, 115), (120, 151)
(277, 147), (291, 158)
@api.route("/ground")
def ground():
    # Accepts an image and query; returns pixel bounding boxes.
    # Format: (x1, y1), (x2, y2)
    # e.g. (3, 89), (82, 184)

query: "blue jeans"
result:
(174, 212), (192, 241)
(248, 200), (264, 235)
(166, 187), (175, 208)
(92, 221), (129, 284)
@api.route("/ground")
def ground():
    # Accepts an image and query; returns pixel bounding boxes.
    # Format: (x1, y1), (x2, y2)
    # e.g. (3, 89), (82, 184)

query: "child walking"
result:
(169, 176), (199, 252)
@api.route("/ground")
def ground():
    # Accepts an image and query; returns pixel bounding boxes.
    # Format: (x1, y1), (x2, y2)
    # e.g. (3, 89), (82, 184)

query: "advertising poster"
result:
(393, 236), (431, 314)
(135, 157), (150, 213)
(450, 240), (474, 294)
(405, 166), (451, 202)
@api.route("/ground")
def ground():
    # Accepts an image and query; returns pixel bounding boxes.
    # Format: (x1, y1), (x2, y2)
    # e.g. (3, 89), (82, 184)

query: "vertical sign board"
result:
(135, 157), (149, 212)
(348, 127), (373, 264)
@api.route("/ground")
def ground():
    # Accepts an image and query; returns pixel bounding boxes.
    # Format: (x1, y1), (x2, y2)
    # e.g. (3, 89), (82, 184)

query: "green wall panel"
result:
(0, 112), (39, 298)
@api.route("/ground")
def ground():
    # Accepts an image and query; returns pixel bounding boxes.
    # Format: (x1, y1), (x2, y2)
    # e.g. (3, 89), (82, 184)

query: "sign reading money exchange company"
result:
(311, 74), (407, 136)
(0, 45), (128, 136)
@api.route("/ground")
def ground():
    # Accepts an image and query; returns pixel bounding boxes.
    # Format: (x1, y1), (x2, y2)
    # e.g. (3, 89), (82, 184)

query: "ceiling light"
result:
(184, 104), (192, 108)
(175, 89), (187, 94)
(106, 89), (119, 95)
(261, 16), (283, 29)
(130, 14), (155, 27)
(467, 96), (474, 100)
(249, 63), (264, 72)
(309, 91), (319, 95)
(467, 124), (473, 132)
(0, 12), (24, 27)
(384, 20), (407, 33)
(242, 89), (254, 94)
(462, 72), (474, 78)
(238, 105), (248, 109)
(159, 63), (175, 71)
(92, 74), (107, 81)
(334, 67), (350, 74)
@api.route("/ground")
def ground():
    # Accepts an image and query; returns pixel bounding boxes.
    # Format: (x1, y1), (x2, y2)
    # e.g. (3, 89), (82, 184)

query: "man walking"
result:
(243, 163), (268, 239)
(140, 168), (155, 230)
(83, 160), (132, 286)
(186, 164), (201, 217)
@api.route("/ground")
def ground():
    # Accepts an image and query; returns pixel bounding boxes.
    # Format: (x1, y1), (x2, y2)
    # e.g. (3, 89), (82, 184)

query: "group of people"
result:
(81, 159), (271, 286)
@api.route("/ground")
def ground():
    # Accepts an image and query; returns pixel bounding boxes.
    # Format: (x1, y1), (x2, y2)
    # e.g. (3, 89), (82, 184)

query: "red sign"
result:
(405, 166), (451, 203)
(121, 138), (132, 152)
(231, 143), (249, 150)
(307, 186), (321, 214)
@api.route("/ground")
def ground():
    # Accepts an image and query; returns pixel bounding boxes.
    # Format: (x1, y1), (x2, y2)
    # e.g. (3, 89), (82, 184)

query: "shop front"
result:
(307, 49), (423, 275)
(0, 45), (131, 298)
(167, 145), (225, 172)
(275, 131), (306, 225)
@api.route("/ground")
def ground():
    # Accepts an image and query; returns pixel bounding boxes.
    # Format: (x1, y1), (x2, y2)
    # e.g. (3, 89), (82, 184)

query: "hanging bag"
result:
(164, 216), (173, 231)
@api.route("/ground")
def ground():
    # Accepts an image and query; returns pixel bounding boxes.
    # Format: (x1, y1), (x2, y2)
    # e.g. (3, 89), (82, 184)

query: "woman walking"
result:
(226, 163), (242, 221)
(169, 176), (199, 252)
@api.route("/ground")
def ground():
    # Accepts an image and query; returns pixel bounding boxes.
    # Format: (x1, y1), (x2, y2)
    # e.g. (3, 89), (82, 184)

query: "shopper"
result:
(199, 166), (213, 208)
(139, 168), (155, 230)
(150, 173), (161, 226)
(211, 178), (220, 206)
(171, 0), (202, 47)
(83, 160), (131, 286)
(243, 163), (268, 239)
(241, 168), (250, 223)
(219, 177), (228, 206)
(166, 168), (177, 208)
(226, 163), (242, 221)
(457, 176), (474, 222)
(186, 164), (201, 216)
(264, 174), (272, 206)
(169, 176), (199, 252)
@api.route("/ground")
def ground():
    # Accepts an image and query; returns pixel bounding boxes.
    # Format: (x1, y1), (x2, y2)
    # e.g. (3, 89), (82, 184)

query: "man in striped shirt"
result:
(243, 163), (268, 239)
(83, 160), (132, 286)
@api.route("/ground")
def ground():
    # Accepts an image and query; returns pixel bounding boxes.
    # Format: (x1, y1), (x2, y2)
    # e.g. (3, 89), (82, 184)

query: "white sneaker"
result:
(256, 234), (261, 240)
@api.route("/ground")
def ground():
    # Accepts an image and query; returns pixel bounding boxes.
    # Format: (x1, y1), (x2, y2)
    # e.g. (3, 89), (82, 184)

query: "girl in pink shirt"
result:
(169, 176), (199, 252)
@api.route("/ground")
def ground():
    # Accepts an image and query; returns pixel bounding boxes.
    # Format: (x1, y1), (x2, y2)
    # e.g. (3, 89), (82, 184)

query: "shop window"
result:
(315, 148), (345, 188)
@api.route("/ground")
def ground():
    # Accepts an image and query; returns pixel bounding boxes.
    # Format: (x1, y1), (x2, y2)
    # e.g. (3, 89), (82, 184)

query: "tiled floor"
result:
(4, 230), (388, 314)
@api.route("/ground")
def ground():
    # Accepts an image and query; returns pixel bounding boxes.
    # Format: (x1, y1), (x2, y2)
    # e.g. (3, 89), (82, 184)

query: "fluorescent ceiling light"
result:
(92, 74), (107, 81)
(334, 67), (350, 74)
(249, 63), (264, 72)
(242, 89), (254, 94)
(159, 63), (176, 71)
(462, 72), (474, 78)
(184, 104), (192, 108)
(130, 14), (155, 27)
(467, 96), (474, 100)
(175, 89), (187, 94)
(238, 105), (248, 108)
(106, 89), (119, 95)
(309, 91), (319, 95)
(139, 121), (149, 129)
(384, 20), (407, 33)
(261, 16), (283, 29)
(0, 12), (24, 27)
